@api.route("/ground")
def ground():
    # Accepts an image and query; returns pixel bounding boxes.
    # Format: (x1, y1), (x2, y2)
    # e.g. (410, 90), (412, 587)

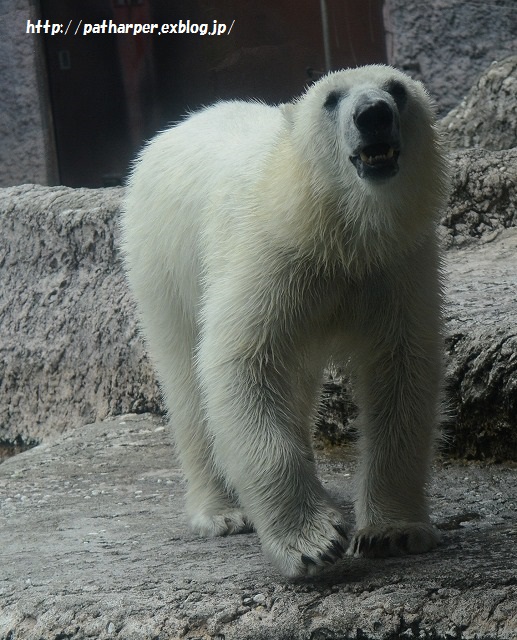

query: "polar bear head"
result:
(286, 65), (444, 196)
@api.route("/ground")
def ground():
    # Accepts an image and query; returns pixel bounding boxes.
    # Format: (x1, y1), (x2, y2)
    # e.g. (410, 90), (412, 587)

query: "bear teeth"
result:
(360, 146), (395, 165)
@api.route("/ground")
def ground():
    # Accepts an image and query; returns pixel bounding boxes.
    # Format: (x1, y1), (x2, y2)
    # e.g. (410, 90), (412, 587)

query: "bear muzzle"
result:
(350, 96), (401, 181)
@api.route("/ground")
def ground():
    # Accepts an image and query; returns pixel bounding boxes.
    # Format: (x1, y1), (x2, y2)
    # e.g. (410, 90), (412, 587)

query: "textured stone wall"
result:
(0, 185), (161, 448)
(0, 0), (48, 187)
(384, 0), (517, 115)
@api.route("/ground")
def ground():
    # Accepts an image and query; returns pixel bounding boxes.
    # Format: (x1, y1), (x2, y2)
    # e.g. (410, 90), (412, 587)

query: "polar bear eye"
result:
(323, 90), (343, 111)
(385, 80), (407, 110)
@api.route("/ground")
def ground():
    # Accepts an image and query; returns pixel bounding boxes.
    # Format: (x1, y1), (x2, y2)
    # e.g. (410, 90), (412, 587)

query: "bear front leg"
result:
(198, 332), (349, 578)
(348, 335), (441, 558)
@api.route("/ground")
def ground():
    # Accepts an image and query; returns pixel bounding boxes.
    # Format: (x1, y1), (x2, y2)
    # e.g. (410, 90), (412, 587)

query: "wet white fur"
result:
(121, 65), (450, 578)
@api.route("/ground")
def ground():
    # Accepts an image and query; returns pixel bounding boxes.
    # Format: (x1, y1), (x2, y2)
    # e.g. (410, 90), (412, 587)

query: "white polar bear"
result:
(121, 65), (450, 578)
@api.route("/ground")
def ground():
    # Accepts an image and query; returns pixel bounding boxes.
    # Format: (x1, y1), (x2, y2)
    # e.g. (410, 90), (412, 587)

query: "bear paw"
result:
(347, 522), (439, 558)
(190, 509), (254, 537)
(262, 505), (350, 578)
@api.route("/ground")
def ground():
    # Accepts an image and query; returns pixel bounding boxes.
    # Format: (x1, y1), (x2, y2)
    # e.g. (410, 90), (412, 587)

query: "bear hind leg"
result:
(137, 292), (252, 537)
(162, 367), (253, 537)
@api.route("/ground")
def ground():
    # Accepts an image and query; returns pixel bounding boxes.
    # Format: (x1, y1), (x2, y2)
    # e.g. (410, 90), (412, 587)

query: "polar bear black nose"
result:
(354, 99), (394, 134)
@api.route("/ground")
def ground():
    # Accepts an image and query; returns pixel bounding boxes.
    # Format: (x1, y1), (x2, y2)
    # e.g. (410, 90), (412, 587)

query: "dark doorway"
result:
(40, 0), (387, 188)
(40, 0), (159, 187)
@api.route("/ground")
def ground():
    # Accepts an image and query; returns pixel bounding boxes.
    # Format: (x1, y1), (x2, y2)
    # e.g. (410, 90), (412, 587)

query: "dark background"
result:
(40, 0), (387, 187)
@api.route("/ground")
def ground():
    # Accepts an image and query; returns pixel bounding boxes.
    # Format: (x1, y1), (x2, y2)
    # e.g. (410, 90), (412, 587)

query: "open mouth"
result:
(350, 143), (400, 180)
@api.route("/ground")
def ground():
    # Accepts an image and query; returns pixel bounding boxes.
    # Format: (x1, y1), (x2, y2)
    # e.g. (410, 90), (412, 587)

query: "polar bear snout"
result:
(354, 98), (394, 135)
(350, 94), (401, 181)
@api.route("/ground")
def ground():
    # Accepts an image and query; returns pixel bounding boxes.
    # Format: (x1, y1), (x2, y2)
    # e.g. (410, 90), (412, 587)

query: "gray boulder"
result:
(440, 148), (517, 248)
(439, 149), (517, 460)
(439, 56), (517, 151)
(0, 185), (161, 452)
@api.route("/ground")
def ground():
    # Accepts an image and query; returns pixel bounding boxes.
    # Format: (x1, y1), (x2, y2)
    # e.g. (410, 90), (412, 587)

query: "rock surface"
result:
(386, 0), (517, 116)
(0, 2), (49, 187)
(415, 148), (517, 461)
(1, 413), (516, 640)
(440, 148), (517, 248)
(0, 185), (161, 451)
(447, 234), (517, 459)
(1, 147), (517, 460)
(439, 57), (517, 152)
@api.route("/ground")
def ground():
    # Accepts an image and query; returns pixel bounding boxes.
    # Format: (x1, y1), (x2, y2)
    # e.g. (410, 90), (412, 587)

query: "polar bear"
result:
(121, 65), (450, 578)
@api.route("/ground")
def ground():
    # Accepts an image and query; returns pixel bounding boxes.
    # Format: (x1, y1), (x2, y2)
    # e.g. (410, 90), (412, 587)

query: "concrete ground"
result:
(1, 413), (515, 640)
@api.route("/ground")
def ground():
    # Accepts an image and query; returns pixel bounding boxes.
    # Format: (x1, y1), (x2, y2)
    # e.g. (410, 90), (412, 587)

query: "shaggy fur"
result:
(121, 65), (450, 578)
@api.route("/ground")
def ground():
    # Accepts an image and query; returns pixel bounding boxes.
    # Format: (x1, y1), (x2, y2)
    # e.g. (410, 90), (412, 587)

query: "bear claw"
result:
(333, 523), (349, 539)
(301, 554), (318, 567)
(348, 523), (439, 558)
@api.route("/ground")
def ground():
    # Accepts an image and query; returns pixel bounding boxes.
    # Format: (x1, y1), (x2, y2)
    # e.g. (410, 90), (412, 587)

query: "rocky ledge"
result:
(1, 413), (515, 640)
